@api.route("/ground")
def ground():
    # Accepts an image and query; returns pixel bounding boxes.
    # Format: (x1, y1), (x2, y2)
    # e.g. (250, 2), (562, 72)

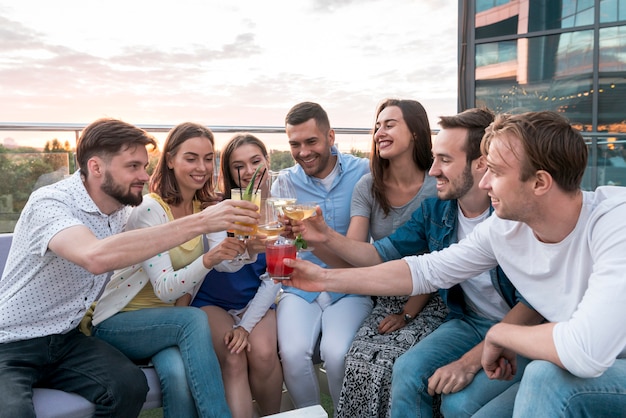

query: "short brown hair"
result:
(482, 111), (587, 192)
(76, 118), (157, 179)
(439, 107), (495, 164)
(285, 102), (330, 135)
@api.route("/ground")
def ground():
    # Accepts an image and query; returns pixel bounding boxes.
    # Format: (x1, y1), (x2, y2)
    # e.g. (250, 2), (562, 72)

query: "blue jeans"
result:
(391, 313), (530, 418)
(93, 307), (231, 418)
(510, 359), (626, 417)
(0, 328), (148, 418)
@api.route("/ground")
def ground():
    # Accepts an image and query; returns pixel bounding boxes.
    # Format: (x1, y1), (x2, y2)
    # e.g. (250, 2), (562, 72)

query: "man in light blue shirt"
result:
(275, 102), (372, 410)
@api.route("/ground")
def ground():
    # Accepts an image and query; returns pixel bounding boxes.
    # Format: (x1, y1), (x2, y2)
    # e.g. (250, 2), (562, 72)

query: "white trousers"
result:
(277, 292), (373, 410)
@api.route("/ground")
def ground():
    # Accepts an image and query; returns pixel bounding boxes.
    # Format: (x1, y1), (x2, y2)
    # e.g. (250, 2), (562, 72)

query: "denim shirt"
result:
(281, 147), (370, 303)
(374, 197), (528, 319)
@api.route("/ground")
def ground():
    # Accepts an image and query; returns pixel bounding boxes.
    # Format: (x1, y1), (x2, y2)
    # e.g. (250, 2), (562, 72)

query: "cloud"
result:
(0, 0), (459, 148)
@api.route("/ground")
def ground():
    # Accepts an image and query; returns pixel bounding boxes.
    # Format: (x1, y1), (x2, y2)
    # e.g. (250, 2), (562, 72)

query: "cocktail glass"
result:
(231, 188), (261, 261)
(265, 239), (297, 280)
(283, 202), (317, 251)
(258, 198), (285, 240)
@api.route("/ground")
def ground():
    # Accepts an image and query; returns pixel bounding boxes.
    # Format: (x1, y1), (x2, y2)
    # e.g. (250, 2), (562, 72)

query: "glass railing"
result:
(0, 123), (622, 233)
(0, 123), (372, 233)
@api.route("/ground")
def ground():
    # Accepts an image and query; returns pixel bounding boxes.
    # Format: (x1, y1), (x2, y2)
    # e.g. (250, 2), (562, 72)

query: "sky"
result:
(0, 0), (459, 151)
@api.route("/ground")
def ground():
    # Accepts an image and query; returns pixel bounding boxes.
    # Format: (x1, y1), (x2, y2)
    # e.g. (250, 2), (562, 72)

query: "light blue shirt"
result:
(280, 147), (369, 303)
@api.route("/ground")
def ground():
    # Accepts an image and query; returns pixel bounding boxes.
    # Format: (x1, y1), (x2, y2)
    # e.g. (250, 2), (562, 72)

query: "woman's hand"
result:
(203, 237), (246, 268)
(377, 313), (407, 334)
(246, 236), (267, 257)
(224, 326), (251, 354)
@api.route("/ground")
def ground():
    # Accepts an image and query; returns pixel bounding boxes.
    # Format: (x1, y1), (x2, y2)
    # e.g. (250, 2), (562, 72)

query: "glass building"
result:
(459, 0), (626, 189)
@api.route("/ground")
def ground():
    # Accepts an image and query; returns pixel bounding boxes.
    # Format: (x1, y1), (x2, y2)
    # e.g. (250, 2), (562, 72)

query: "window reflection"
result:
(475, 31), (594, 129)
(475, 1), (597, 40)
(600, 0), (626, 23)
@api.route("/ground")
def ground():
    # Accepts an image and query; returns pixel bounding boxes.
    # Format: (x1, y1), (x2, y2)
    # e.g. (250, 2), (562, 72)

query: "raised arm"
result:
(282, 257), (414, 296)
(49, 199), (259, 275)
(294, 207), (384, 267)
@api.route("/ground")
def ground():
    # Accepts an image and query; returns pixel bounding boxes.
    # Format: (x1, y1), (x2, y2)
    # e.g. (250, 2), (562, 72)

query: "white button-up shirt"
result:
(0, 171), (130, 343)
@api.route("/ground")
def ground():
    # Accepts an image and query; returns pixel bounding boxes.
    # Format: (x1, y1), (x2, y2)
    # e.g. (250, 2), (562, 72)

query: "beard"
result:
(101, 171), (144, 206)
(440, 163), (474, 201)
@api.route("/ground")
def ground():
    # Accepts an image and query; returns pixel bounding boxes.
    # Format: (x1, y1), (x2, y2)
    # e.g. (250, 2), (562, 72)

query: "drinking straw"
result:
(237, 167), (243, 198)
(255, 168), (267, 194)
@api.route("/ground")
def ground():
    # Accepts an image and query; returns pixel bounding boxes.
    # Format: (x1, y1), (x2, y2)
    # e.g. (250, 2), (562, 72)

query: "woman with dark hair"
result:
(91, 122), (257, 418)
(296, 99), (448, 417)
(191, 133), (283, 418)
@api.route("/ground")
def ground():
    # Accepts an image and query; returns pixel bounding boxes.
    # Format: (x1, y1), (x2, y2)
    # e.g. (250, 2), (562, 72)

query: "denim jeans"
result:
(93, 307), (231, 418)
(391, 313), (530, 418)
(0, 328), (148, 418)
(511, 359), (626, 417)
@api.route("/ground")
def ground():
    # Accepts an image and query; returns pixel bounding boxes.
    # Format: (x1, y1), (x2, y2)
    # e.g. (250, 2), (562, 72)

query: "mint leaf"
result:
(294, 235), (307, 251)
(244, 163), (265, 199)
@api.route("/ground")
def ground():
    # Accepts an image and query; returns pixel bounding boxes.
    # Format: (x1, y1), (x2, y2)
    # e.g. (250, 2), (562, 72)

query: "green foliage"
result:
(244, 163), (265, 198)
(0, 151), (71, 213)
(350, 148), (369, 158)
(269, 150), (295, 171)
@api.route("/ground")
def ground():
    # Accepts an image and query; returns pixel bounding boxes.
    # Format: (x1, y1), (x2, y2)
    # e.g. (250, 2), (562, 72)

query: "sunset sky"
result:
(0, 0), (459, 150)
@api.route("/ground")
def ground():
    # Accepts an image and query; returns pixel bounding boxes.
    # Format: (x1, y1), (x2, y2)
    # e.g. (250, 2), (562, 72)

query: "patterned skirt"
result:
(335, 294), (448, 418)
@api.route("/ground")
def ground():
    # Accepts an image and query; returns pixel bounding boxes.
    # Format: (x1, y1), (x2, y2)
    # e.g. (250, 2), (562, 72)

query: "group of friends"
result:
(0, 100), (624, 418)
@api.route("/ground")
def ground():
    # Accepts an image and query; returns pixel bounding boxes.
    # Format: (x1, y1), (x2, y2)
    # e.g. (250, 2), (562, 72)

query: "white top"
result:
(92, 195), (244, 325)
(456, 204), (509, 320)
(405, 186), (626, 378)
(0, 172), (130, 343)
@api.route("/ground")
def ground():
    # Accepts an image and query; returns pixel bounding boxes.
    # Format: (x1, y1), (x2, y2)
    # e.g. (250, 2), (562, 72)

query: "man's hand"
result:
(482, 334), (517, 380)
(246, 236), (266, 257)
(427, 359), (478, 395)
(279, 258), (326, 291)
(201, 199), (259, 234)
(224, 326), (251, 354)
(292, 207), (329, 244)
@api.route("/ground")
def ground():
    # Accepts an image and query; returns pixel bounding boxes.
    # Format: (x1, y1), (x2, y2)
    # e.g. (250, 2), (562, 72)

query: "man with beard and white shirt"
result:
(282, 111), (626, 417)
(0, 118), (258, 417)
(293, 108), (543, 417)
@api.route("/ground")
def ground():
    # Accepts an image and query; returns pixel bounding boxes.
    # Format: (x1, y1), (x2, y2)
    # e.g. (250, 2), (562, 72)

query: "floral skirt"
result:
(335, 294), (448, 418)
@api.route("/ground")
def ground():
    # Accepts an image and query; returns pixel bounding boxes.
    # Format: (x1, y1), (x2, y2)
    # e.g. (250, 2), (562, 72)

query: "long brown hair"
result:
(150, 122), (216, 205)
(371, 99), (433, 215)
(220, 133), (269, 199)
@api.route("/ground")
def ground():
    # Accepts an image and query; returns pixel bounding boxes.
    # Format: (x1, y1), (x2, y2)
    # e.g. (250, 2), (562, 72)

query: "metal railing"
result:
(0, 122), (625, 233)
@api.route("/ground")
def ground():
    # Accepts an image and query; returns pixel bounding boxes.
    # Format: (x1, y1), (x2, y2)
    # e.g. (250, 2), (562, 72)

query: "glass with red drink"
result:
(265, 239), (297, 280)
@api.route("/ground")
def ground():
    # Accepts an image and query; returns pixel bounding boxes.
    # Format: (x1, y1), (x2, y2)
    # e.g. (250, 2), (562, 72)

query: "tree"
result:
(269, 150), (295, 171)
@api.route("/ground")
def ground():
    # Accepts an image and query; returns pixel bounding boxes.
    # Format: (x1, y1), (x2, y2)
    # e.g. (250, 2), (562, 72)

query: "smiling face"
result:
(100, 144), (150, 207)
(167, 136), (214, 199)
(287, 118), (336, 179)
(429, 127), (475, 201)
(374, 105), (413, 160)
(228, 143), (269, 189)
(479, 133), (536, 221)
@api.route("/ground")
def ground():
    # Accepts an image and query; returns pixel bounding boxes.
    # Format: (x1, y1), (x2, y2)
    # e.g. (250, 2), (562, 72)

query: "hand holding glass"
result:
(265, 239), (297, 280)
(231, 188), (261, 261)
(258, 199), (285, 239)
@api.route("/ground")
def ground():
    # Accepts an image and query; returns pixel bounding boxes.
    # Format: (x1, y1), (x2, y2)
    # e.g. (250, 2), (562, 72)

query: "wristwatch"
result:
(403, 313), (413, 323)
